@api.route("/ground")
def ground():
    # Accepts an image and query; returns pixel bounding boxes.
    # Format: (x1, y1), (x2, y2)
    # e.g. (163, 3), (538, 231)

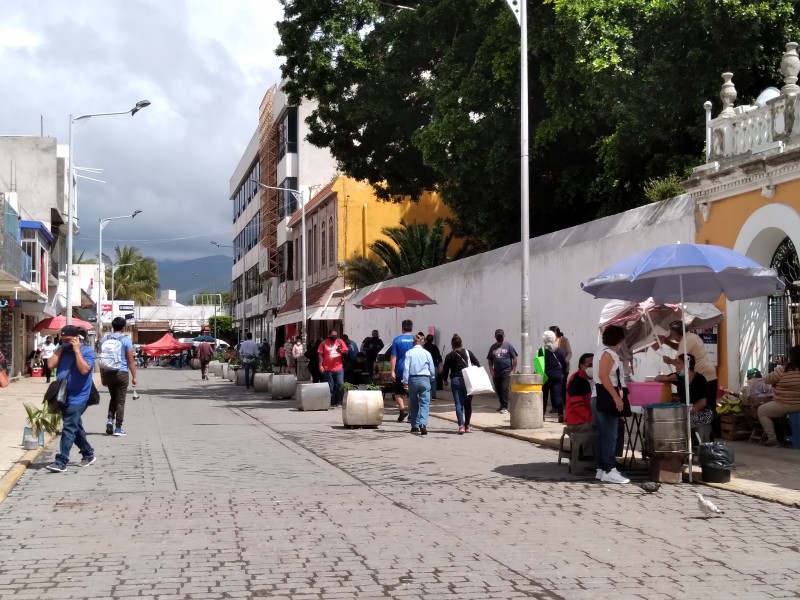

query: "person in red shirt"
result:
(318, 328), (348, 407)
(565, 353), (594, 433)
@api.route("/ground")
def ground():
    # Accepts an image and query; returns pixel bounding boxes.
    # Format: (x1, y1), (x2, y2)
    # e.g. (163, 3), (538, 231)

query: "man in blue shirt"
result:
(402, 333), (436, 435)
(99, 316), (137, 436)
(390, 319), (415, 422)
(46, 325), (96, 472)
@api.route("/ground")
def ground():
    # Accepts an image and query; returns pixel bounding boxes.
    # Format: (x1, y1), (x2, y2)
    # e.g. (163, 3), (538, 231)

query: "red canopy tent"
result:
(142, 334), (192, 357)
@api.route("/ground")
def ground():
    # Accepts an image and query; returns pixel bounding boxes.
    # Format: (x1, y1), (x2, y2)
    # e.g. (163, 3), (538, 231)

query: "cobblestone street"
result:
(1, 369), (799, 599)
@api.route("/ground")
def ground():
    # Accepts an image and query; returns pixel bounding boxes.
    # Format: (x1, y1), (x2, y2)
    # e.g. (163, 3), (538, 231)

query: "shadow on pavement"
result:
(493, 462), (595, 482)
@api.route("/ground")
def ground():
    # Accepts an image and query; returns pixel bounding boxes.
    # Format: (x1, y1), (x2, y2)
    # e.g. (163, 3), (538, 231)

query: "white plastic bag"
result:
(462, 350), (494, 396)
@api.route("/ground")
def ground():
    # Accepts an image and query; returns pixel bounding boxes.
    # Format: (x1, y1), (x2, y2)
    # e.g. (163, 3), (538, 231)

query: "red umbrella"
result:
(355, 286), (436, 309)
(32, 315), (93, 333)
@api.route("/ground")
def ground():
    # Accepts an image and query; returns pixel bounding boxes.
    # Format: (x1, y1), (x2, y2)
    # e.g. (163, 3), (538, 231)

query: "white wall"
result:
(343, 196), (696, 378)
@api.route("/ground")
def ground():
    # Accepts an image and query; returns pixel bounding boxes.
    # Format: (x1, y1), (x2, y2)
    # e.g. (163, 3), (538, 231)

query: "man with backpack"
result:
(99, 317), (137, 436)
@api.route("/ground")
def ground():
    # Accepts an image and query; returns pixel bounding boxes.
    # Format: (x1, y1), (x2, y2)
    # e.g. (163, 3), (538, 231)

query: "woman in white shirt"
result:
(40, 336), (56, 383)
(592, 325), (630, 485)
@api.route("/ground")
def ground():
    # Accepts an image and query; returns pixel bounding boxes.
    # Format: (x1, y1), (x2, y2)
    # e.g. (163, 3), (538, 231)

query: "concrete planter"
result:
(190, 358), (201, 370)
(220, 364), (229, 379)
(272, 374), (297, 399)
(227, 367), (238, 382)
(253, 372), (272, 393)
(342, 390), (384, 428)
(235, 369), (247, 386)
(208, 360), (220, 376)
(295, 382), (328, 409)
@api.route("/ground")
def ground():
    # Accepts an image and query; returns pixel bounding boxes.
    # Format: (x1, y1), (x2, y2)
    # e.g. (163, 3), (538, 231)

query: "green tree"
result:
(104, 246), (159, 306)
(72, 250), (93, 264)
(208, 315), (234, 344)
(343, 256), (390, 288)
(277, 0), (798, 248)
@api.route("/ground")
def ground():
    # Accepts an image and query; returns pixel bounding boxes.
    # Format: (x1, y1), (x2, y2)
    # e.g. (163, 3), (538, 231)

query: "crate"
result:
(720, 413), (751, 441)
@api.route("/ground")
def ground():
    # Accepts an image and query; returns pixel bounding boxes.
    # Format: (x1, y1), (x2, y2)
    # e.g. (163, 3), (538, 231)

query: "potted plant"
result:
(342, 383), (384, 428)
(23, 401), (61, 449)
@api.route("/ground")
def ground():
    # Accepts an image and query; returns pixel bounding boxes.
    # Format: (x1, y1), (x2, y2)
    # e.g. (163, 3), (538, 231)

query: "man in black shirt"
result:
(361, 330), (384, 373)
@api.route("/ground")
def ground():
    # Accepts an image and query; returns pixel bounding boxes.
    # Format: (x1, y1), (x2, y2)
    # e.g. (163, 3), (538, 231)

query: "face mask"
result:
(584, 367), (593, 379)
(330, 335), (338, 341)
(62, 342), (72, 350)
(677, 370), (686, 377)
(495, 335), (504, 343)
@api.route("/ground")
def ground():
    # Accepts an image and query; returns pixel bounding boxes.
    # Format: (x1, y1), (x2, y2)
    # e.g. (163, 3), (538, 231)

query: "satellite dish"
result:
(755, 87), (780, 107)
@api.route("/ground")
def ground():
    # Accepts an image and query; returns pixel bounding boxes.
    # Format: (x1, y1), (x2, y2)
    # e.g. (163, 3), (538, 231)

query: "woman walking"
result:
(402, 333), (436, 435)
(592, 325), (630, 484)
(538, 330), (568, 422)
(441, 334), (481, 434)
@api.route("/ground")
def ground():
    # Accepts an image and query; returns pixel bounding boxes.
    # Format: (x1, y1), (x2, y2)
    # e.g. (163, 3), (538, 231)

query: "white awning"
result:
(310, 305), (343, 321)
(273, 309), (303, 328)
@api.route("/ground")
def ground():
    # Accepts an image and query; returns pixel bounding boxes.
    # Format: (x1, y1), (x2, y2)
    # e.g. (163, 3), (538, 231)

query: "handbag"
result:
(87, 383), (101, 406)
(0, 369), (8, 388)
(462, 350), (495, 396)
(44, 378), (68, 413)
(595, 365), (632, 417)
(533, 347), (549, 385)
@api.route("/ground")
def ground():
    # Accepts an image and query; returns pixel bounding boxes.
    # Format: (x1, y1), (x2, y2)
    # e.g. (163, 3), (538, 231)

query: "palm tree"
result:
(343, 218), (455, 288)
(72, 250), (94, 264)
(104, 245), (159, 305)
(343, 256), (390, 288)
(370, 218), (453, 276)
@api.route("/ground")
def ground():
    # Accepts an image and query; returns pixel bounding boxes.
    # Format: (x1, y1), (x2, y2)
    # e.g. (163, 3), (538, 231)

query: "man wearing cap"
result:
(659, 322), (719, 433)
(361, 330), (384, 374)
(45, 325), (97, 472)
(487, 329), (518, 414)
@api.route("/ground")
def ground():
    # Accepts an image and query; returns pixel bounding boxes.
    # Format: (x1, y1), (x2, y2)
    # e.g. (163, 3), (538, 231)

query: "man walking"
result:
(40, 336), (56, 383)
(99, 317), (137, 437)
(390, 319), (416, 422)
(318, 329), (348, 407)
(402, 333), (436, 435)
(197, 338), (214, 380)
(46, 325), (96, 472)
(238, 332), (260, 389)
(361, 330), (384, 374)
(487, 328), (518, 414)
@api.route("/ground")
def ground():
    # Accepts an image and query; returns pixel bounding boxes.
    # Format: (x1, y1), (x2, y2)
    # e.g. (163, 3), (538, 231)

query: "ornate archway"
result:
(768, 237), (800, 366)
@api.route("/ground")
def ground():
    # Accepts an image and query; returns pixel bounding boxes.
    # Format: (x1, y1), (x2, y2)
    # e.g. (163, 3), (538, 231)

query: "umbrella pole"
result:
(680, 273), (693, 483)
(643, 311), (663, 353)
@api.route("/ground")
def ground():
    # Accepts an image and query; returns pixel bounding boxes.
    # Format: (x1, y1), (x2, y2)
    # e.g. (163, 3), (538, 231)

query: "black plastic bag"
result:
(699, 442), (735, 470)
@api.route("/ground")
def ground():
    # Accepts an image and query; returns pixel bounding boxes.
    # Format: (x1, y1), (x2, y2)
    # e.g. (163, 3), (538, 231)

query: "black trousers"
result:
(105, 371), (130, 428)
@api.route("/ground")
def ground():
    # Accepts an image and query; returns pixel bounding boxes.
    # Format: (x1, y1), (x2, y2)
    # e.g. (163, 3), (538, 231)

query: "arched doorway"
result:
(768, 237), (800, 368)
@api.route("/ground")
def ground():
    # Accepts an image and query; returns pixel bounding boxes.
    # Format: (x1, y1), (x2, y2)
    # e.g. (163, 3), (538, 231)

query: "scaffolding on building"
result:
(259, 84), (279, 279)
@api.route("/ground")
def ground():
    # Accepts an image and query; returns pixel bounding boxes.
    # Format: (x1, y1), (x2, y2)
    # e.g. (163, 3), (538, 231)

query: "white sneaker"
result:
(596, 468), (603, 480)
(600, 468), (630, 484)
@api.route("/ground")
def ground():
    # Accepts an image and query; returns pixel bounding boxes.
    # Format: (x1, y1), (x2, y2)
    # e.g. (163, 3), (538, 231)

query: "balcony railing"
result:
(0, 232), (25, 282)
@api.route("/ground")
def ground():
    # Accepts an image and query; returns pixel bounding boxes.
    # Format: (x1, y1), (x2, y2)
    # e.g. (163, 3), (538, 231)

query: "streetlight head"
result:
(131, 100), (151, 116)
(131, 209), (143, 218)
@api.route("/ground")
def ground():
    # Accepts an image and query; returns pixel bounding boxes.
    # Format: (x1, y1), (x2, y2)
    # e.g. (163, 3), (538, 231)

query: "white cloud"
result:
(0, 0), (285, 260)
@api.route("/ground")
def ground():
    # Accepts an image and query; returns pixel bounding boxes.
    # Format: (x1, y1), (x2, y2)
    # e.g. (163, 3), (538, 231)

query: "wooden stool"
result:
(558, 428), (597, 473)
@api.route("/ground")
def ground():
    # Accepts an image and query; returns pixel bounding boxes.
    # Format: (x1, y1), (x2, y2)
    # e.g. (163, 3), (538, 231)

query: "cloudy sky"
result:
(0, 0), (285, 260)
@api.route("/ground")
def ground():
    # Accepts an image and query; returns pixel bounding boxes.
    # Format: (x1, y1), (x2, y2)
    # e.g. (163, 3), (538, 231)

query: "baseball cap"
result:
(746, 368), (762, 379)
(669, 320), (684, 333)
(495, 328), (505, 337)
(60, 325), (82, 337)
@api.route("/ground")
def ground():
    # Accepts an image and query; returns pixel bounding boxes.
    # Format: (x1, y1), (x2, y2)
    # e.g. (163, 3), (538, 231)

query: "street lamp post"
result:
(503, 0), (540, 429)
(65, 100), (151, 325)
(252, 181), (308, 347)
(97, 210), (142, 341)
(192, 271), (222, 342)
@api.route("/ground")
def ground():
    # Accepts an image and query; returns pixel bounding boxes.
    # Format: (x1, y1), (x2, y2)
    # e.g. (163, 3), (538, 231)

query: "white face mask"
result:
(584, 367), (594, 379)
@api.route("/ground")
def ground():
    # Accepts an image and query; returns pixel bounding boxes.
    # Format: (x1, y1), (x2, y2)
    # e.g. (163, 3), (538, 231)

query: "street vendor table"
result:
(623, 406), (646, 470)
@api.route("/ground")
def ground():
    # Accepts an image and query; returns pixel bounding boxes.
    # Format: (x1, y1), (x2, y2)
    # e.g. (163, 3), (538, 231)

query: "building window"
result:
(312, 224), (318, 274)
(278, 177), (298, 219)
(321, 219), (327, 268)
(328, 216), (335, 265)
(277, 107), (298, 160)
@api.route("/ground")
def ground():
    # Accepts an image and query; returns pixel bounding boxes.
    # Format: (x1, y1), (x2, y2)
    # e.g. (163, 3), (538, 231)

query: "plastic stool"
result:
(785, 412), (800, 449)
(558, 428), (597, 473)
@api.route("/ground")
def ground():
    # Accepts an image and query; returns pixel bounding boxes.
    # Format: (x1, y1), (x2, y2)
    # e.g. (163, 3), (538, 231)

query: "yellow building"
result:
(684, 43), (800, 388)
(273, 176), (456, 343)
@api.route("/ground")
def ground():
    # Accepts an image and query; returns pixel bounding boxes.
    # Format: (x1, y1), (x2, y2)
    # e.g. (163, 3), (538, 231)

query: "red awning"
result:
(142, 333), (193, 357)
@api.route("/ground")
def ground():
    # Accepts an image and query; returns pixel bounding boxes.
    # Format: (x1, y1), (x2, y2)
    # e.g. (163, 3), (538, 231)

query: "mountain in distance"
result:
(155, 254), (232, 304)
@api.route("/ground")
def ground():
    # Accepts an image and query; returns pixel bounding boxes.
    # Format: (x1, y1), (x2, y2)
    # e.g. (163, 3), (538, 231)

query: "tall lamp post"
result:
(503, 0), (539, 428)
(251, 181), (309, 347)
(65, 100), (151, 325)
(97, 210), (142, 341)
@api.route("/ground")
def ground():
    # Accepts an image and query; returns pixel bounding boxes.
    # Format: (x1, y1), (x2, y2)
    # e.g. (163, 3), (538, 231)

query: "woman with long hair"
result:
(441, 334), (481, 434)
(756, 345), (800, 446)
(538, 330), (568, 421)
(592, 325), (630, 484)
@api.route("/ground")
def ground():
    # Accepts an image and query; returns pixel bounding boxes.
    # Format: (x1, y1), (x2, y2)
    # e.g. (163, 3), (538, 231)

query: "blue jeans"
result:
(325, 370), (344, 406)
(56, 402), (93, 467)
(591, 396), (619, 472)
(450, 376), (472, 427)
(408, 376), (432, 427)
(243, 363), (255, 388)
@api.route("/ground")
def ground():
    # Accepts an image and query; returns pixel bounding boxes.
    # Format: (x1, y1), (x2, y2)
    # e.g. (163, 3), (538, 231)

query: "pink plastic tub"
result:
(627, 381), (667, 406)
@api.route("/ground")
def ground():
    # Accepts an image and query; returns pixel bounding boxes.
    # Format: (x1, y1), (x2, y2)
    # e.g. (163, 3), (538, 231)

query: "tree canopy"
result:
(277, 0), (799, 249)
(104, 246), (159, 306)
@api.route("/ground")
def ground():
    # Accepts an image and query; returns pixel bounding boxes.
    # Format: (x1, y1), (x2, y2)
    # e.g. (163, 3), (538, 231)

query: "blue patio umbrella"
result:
(581, 242), (784, 480)
(194, 335), (215, 343)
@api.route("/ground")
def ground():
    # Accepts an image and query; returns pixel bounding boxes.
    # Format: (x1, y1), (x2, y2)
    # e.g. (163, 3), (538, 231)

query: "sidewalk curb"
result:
(0, 432), (55, 505)
(430, 412), (800, 507)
